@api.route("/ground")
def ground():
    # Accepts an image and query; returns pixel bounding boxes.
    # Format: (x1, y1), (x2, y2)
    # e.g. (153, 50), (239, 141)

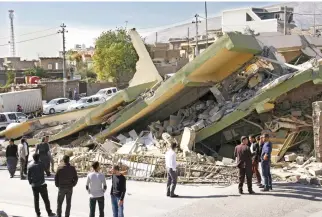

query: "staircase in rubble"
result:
(270, 130), (313, 163)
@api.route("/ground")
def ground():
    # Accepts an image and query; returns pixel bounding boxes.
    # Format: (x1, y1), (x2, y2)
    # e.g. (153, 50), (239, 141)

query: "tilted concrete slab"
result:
(196, 63), (322, 143)
(0, 106), (95, 139)
(93, 33), (262, 142)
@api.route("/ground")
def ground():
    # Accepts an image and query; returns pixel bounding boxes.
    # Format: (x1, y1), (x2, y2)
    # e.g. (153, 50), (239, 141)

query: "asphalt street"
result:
(0, 168), (321, 217)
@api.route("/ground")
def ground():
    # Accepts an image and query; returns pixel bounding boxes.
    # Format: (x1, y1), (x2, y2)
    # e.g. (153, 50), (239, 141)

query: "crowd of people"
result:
(4, 132), (273, 216)
(5, 136), (127, 217)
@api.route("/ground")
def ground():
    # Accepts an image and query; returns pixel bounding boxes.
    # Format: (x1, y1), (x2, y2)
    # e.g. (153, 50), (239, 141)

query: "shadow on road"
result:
(260, 182), (322, 201)
(178, 194), (241, 199)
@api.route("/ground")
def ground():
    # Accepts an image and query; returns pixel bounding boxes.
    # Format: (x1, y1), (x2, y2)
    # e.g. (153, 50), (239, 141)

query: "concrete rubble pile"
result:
(272, 156), (322, 186)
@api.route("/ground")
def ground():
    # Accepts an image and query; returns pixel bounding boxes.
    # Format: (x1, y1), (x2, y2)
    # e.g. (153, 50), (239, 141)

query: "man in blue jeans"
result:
(110, 165), (126, 217)
(261, 133), (273, 192)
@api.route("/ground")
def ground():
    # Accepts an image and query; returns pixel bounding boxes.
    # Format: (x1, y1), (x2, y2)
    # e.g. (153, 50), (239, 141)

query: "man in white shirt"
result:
(18, 138), (28, 180)
(86, 161), (107, 217)
(165, 142), (178, 198)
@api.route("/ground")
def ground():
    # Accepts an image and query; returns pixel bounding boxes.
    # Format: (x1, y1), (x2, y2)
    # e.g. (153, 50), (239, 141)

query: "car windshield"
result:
(16, 113), (26, 118)
(79, 98), (88, 103)
(97, 90), (105, 94)
(48, 99), (58, 104)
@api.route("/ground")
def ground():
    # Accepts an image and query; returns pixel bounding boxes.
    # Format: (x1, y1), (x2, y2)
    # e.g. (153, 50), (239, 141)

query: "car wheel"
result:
(81, 107), (85, 109)
(49, 108), (55, 114)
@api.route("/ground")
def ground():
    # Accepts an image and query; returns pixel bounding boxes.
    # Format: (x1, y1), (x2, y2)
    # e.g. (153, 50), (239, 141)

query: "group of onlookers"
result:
(234, 133), (273, 194)
(5, 136), (127, 217)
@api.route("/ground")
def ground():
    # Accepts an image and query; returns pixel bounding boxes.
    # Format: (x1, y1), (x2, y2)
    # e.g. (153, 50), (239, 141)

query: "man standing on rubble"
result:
(6, 139), (18, 178)
(166, 142), (179, 198)
(234, 136), (255, 194)
(55, 155), (78, 217)
(249, 135), (262, 187)
(28, 153), (56, 217)
(261, 134), (273, 191)
(35, 136), (51, 177)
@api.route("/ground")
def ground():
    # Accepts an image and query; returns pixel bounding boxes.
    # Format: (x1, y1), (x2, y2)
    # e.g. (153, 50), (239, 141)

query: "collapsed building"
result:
(1, 29), (322, 185)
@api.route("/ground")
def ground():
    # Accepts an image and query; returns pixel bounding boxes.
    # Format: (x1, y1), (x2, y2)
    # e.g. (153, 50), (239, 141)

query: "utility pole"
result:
(205, 2), (208, 48)
(187, 27), (190, 58)
(58, 23), (68, 98)
(125, 21), (128, 30)
(155, 32), (158, 43)
(192, 14), (201, 57)
(284, 6), (287, 35)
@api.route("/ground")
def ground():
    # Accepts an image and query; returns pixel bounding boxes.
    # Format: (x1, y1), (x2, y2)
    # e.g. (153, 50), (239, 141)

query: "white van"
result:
(96, 87), (118, 99)
(0, 112), (28, 131)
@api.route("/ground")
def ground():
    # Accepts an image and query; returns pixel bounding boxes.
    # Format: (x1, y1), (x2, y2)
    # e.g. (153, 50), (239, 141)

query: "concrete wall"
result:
(39, 58), (63, 70)
(41, 80), (79, 101)
(86, 82), (116, 96)
(222, 8), (278, 33)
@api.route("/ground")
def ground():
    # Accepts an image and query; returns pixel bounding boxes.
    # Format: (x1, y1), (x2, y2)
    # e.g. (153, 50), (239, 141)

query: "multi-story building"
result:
(222, 6), (295, 34)
(2, 57), (36, 70)
(37, 57), (63, 70)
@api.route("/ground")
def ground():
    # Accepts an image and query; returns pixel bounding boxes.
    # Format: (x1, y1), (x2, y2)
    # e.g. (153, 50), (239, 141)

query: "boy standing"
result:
(86, 161), (107, 217)
(110, 165), (126, 217)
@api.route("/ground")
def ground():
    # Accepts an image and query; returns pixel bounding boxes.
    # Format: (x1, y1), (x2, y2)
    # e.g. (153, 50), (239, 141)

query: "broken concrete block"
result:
(299, 143), (312, 154)
(191, 120), (205, 131)
(166, 126), (173, 134)
(198, 114), (209, 120)
(180, 127), (196, 153)
(209, 106), (220, 116)
(206, 100), (215, 106)
(128, 130), (138, 140)
(255, 102), (275, 114)
(210, 86), (225, 105)
(296, 156), (305, 165)
(195, 102), (206, 111)
(208, 109), (224, 123)
(291, 110), (302, 117)
(163, 120), (170, 128)
(169, 115), (181, 127)
(285, 153), (297, 162)
(309, 168), (322, 176)
(222, 157), (235, 165)
(116, 134), (128, 143)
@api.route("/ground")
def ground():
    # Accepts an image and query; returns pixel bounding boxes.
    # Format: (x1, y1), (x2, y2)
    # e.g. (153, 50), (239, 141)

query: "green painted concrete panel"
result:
(196, 67), (322, 142)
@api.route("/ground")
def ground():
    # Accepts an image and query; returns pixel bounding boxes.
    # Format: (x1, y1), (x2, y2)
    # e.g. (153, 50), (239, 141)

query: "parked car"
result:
(43, 98), (76, 115)
(96, 87), (118, 99)
(0, 112), (28, 131)
(67, 95), (106, 111)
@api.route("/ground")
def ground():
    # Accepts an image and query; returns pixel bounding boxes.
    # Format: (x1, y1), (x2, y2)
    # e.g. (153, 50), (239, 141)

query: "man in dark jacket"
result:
(6, 139), (18, 178)
(55, 155), (78, 217)
(35, 136), (51, 176)
(234, 136), (255, 194)
(28, 153), (55, 217)
(249, 134), (262, 187)
(261, 134), (273, 192)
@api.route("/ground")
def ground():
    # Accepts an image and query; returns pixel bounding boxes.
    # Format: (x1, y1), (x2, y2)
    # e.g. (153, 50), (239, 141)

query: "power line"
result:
(0, 27), (58, 40)
(0, 32), (58, 47)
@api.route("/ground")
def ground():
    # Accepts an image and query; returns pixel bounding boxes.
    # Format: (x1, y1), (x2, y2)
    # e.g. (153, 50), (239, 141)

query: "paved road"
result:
(0, 168), (321, 217)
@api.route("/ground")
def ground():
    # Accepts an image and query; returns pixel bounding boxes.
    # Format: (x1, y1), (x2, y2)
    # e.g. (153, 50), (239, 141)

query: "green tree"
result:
(93, 28), (138, 83)
(24, 66), (47, 77)
(5, 70), (15, 86)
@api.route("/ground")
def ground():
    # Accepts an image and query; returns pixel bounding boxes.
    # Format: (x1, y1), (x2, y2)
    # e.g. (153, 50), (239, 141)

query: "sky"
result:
(0, 1), (272, 59)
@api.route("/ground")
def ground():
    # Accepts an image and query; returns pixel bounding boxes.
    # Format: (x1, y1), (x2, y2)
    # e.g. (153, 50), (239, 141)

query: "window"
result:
(246, 13), (254, 21)
(113, 88), (117, 93)
(93, 97), (99, 102)
(64, 99), (70, 103)
(16, 113), (27, 119)
(58, 99), (64, 104)
(87, 98), (93, 103)
(8, 114), (17, 120)
(48, 64), (53, 70)
(55, 62), (59, 69)
(0, 114), (6, 122)
(107, 90), (112, 95)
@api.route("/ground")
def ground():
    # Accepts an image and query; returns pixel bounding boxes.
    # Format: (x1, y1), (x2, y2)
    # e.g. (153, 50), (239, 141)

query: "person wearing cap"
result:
(5, 138), (18, 178)
(261, 133), (273, 191)
(234, 136), (255, 194)
(55, 155), (78, 217)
